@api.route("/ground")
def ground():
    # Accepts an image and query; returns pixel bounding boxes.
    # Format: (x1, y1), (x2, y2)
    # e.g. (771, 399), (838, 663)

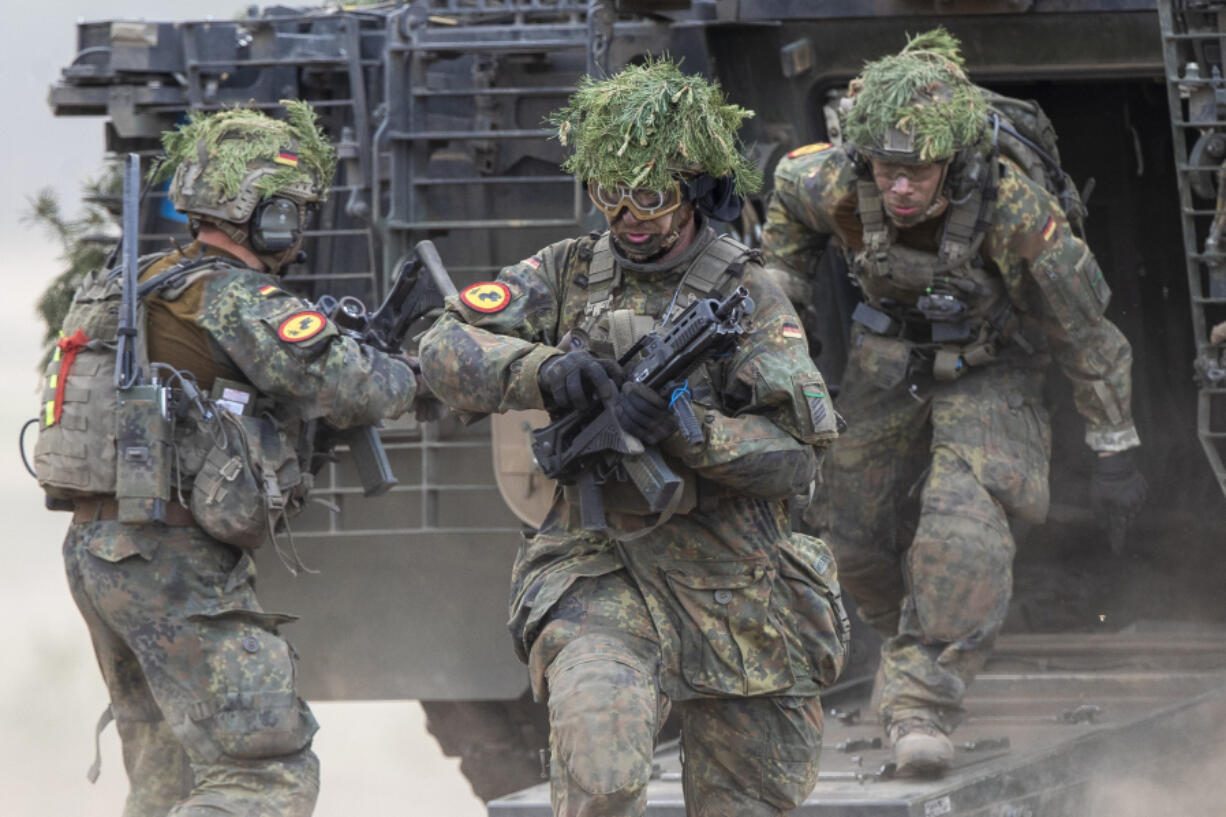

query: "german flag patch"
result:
(258, 284), (279, 296)
(274, 152), (300, 168)
(787, 142), (832, 159)
(1042, 217), (1058, 242)
(781, 322), (805, 340)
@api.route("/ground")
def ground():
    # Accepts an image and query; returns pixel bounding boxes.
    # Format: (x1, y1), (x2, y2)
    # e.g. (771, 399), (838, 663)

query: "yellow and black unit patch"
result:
(460, 282), (511, 313)
(787, 142), (832, 159)
(1042, 217), (1058, 242)
(277, 311), (328, 342)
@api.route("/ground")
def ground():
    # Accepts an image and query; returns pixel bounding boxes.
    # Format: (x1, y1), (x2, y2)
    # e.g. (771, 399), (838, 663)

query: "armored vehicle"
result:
(45, 1), (1226, 812)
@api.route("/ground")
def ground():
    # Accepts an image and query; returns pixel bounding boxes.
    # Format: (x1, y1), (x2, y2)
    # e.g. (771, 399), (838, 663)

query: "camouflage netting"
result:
(150, 100), (337, 202)
(842, 28), (987, 163)
(548, 58), (763, 195)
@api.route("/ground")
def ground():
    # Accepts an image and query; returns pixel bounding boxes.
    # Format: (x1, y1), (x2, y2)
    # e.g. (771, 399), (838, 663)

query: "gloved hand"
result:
(614, 381), (678, 445)
(538, 350), (621, 412)
(1090, 449), (1147, 552)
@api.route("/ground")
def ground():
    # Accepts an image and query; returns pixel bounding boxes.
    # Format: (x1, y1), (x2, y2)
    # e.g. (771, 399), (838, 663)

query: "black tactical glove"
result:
(538, 350), (621, 412)
(1090, 449), (1147, 552)
(614, 381), (678, 445)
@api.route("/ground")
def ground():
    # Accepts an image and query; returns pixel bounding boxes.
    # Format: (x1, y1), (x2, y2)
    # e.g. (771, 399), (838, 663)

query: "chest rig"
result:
(849, 159), (1024, 381)
(577, 231), (753, 363)
(557, 231), (755, 523)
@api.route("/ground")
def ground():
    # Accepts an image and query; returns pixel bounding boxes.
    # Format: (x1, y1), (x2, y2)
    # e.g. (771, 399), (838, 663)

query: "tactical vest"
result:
(578, 232), (754, 360)
(34, 256), (208, 498)
(849, 161), (1027, 380)
(562, 231), (756, 521)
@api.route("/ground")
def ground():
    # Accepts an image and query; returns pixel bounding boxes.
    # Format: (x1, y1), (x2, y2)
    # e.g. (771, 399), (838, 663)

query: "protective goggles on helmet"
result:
(587, 179), (684, 220)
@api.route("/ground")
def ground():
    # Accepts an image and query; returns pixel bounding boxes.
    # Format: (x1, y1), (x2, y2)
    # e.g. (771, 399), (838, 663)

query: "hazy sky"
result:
(0, 3), (484, 814)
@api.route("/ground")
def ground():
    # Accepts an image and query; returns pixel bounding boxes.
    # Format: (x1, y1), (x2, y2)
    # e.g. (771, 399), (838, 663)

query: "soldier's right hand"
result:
(538, 350), (621, 412)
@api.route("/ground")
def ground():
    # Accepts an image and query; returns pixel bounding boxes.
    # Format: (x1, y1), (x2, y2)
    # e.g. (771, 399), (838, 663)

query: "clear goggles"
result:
(587, 179), (684, 220)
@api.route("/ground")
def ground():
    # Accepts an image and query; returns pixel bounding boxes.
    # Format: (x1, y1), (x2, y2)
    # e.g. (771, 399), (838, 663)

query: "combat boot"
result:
(888, 718), (954, 777)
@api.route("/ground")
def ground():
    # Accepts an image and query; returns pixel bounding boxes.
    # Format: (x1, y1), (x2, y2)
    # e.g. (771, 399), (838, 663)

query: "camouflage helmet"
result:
(547, 58), (763, 197)
(153, 100), (337, 225)
(842, 28), (987, 164)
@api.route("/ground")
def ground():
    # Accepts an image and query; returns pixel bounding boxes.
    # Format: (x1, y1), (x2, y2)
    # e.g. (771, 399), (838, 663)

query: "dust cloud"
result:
(1087, 745), (1226, 817)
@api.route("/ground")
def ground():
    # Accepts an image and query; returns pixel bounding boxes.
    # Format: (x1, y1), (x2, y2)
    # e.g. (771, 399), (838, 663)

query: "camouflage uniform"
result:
(762, 142), (1138, 733)
(55, 241), (417, 817)
(420, 223), (848, 816)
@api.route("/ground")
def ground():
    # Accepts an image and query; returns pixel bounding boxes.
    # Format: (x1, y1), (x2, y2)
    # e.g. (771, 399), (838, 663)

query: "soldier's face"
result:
(870, 159), (948, 227)
(608, 202), (693, 262)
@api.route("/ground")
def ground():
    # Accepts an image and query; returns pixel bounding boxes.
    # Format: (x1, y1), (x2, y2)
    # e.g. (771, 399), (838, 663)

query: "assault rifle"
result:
(532, 286), (754, 531)
(310, 240), (456, 496)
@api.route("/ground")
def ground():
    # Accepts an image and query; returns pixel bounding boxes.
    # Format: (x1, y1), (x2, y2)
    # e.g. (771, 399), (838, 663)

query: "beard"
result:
(610, 230), (677, 262)
(609, 209), (688, 263)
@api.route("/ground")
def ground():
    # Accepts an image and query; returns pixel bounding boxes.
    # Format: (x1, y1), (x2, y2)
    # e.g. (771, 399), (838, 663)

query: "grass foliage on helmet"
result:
(842, 28), (987, 163)
(151, 100), (338, 222)
(548, 57), (763, 197)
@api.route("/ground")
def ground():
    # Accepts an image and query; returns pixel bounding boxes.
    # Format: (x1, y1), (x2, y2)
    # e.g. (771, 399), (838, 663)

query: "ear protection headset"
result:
(249, 197), (303, 254)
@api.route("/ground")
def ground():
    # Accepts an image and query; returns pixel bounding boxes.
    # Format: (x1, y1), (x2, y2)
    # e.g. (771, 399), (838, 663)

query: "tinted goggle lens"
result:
(587, 180), (682, 219)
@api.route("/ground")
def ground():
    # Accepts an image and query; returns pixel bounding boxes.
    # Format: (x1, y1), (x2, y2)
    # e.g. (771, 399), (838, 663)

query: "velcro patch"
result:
(781, 322), (804, 339)
(787, 142), (832, 159)
(277, 311), (328, 343)
(460, 282), (511, 313)
(258, 284), (279, 296)
(523, 256), (542, 269)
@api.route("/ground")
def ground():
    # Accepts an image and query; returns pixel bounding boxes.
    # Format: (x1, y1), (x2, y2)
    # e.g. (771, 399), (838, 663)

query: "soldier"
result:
(420, 60), (848, 816)
(33, 103), (421, 816)
(762, 30), (1147, 775)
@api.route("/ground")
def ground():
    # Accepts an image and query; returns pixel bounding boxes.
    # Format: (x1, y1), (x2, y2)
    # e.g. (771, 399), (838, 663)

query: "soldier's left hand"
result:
(614, 382), (678, 445)
(1090, 449), (1147, 522)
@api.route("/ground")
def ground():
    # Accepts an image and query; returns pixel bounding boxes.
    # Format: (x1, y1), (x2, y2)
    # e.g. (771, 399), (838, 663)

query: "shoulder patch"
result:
(460, 281), (511, 313)
(787, 142), (832, 159)
(523, 256), (542, 269)
(259, 284), (279, 296)
(277, 311), (328, 343)
(781, 322), (805, 340)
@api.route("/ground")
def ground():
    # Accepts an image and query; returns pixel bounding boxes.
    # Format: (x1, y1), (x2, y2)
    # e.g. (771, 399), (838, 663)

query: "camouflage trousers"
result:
(62, 520), (320, 817)
(529, 571), (823, 817)
(819, 343), (1051, 734)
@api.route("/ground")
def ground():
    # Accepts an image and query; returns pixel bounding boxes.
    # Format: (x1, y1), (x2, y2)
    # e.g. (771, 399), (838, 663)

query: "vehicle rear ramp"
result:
(489, 629), (1226, 816)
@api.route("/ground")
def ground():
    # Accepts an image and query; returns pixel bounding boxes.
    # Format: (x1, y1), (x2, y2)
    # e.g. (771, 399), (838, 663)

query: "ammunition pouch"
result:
(849, 327), (913, 390)
(191, 412), (306, 549)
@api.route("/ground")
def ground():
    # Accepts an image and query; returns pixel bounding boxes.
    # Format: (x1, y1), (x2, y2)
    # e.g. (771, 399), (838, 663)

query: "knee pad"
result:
(546, 634), (659, 796)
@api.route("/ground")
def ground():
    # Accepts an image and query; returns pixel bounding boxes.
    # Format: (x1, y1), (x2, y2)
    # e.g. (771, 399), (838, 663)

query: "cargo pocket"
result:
(777, 534), (850, 688)
(186, 608), (317, 760)
(665, 560), (793, 696)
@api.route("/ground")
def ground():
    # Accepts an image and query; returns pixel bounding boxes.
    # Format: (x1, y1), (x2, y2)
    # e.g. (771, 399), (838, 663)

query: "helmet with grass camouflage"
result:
(153, 101), (337, 225)
(547, 58), (763, 198)
(842, 28), (987, 165)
